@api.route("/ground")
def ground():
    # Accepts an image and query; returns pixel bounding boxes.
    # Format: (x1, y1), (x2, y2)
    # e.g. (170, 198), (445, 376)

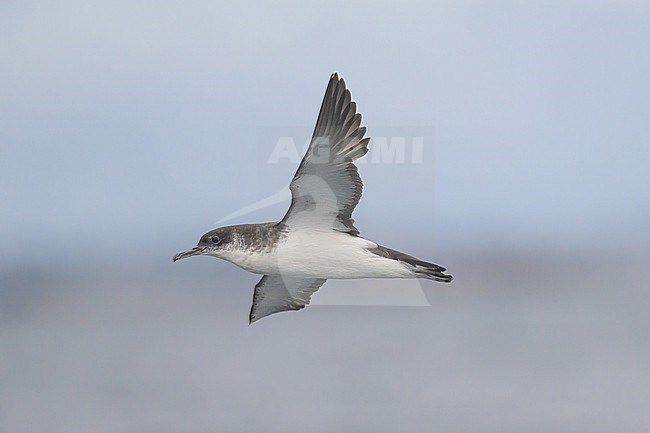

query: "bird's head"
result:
(173, 227), (234, 262)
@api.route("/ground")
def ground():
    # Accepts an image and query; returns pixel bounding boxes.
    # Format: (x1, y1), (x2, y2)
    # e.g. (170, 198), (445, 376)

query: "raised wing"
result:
(249, 275), (327, 324)
(279, 73), (370, 235)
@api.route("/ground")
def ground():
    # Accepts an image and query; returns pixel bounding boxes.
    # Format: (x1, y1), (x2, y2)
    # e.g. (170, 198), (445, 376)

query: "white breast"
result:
(216, 249), (279, 275)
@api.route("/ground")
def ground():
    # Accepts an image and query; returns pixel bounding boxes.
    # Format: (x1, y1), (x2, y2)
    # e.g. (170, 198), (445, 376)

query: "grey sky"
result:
(2, 0), (649, 270)
(1, 2), (649, 432)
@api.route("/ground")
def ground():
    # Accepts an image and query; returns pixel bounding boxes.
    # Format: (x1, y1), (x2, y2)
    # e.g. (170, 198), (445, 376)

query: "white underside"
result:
(216, 229), (415, 279)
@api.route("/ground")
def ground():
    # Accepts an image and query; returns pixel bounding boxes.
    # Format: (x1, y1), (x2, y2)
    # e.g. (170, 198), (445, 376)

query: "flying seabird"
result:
(174, 73), (452, 323)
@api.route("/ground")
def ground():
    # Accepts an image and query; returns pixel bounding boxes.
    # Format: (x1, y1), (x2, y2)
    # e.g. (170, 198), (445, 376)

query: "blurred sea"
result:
(2, 245), (648, 433)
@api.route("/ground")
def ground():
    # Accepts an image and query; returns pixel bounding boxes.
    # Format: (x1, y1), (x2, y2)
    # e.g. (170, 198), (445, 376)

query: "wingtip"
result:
(330, 72), (344, 86)
(248, 312), (262, 325)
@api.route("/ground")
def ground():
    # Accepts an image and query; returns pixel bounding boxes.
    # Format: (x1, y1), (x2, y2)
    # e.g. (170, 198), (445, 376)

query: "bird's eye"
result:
(210, 235), (221, 244)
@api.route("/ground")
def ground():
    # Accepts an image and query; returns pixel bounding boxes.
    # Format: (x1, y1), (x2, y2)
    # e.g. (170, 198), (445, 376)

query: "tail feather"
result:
(369, 245), (453, 283)
(414, 264), (453, 283)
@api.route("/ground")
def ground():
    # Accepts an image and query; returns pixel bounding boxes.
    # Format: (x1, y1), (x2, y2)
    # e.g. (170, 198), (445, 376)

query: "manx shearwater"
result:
(174, 73), (452, 323)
